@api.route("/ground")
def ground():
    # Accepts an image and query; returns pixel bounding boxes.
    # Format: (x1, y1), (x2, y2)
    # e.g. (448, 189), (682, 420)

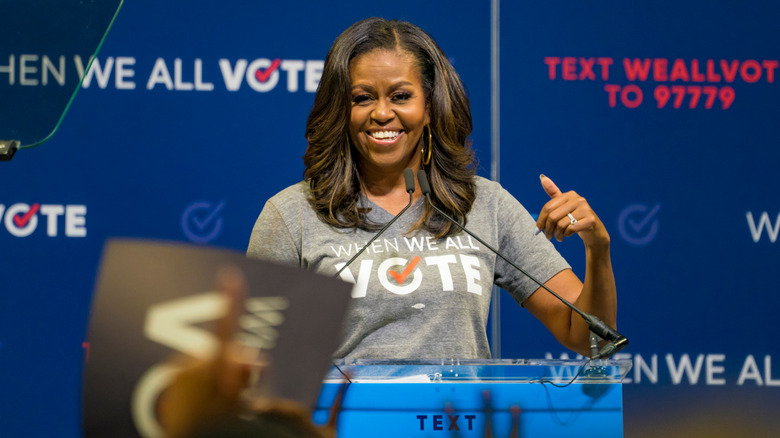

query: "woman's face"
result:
(348, 49), (430, 176)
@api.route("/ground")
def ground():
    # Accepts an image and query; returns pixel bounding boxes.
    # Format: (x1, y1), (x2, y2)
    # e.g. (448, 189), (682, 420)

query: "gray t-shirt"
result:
(247, 176), (570, 359)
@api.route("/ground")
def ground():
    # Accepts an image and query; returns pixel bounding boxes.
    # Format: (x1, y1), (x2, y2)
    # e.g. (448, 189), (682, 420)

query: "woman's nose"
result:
(370, 98), (394, 123)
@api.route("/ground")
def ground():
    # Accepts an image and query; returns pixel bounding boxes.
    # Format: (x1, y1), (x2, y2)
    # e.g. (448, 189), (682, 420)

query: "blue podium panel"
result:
(314, 359), (629, 437)
(316, 383), (622, 437)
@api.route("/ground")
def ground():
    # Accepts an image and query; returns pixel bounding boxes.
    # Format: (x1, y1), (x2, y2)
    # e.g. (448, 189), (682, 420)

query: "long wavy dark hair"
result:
(304, 17), (476, 238)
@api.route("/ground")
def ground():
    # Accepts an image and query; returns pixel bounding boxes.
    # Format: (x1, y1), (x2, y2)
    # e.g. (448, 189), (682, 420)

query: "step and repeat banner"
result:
(2, 1), (778, 436)
(495, 2), (780, 435)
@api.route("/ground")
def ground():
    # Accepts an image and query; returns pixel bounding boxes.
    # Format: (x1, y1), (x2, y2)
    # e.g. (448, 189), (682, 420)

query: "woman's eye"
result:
(352, 95), (372, 105)
(392, 92), (411, 102)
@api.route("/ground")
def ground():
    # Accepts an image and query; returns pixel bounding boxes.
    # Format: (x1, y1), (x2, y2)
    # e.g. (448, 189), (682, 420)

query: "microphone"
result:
(334, 168), (416, 278)
(416, 170), (627, 359)
(0, 140), (19, 161)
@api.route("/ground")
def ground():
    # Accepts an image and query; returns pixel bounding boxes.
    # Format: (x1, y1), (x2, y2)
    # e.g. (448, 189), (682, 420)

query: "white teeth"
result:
(370, 131), (400, 140)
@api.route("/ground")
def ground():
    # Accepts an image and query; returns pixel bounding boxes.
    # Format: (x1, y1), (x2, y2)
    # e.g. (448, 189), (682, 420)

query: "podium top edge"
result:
(327, 359), (633, 384)
(331, 358), (631, 366)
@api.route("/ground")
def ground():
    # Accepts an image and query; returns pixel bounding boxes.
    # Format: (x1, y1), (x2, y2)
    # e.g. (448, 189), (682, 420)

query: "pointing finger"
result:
(540, 174), (562, 199)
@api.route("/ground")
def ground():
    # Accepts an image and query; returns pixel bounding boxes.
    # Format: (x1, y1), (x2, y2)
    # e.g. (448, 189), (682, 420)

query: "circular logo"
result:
(181, 201), (225, 244)
(618, 203), (660, 246)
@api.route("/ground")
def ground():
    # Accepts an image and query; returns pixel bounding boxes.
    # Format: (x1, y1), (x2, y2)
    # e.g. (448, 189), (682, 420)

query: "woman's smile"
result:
(366, 130), (403, 144)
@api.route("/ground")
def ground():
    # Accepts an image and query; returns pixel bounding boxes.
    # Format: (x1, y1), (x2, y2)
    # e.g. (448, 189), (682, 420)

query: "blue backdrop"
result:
(2, 1), (779, 436)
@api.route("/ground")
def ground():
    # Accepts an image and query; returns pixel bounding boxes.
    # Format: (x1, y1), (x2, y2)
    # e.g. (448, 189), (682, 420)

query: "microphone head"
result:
(416, 169), (432, 196)
(403, 168), (415, 194)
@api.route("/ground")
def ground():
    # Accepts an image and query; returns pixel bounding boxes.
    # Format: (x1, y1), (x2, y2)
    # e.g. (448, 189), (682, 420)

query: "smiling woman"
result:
(348, 49), (429, 210)
(302, 18), (476, 238)
(247, 17), (618, 361)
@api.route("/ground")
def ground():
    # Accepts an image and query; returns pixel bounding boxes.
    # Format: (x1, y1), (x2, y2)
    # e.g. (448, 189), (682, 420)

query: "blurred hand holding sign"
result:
(82, 240), (352, 438)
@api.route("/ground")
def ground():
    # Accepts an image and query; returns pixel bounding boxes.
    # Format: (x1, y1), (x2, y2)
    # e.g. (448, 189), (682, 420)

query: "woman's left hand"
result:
(535, 175), (610, 248)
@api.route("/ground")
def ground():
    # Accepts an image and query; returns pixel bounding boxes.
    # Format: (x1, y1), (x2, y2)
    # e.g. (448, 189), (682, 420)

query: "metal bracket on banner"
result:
(0, 140), (20, 161)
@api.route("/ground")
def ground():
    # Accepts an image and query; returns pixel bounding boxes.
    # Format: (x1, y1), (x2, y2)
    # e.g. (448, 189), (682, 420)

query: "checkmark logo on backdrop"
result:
(13, 203), (40, 227)
(627, 204), (660, 233)
(255, 59), (281, 83)
(618, 203), (661, 246)
(181, 201), (225, 244)
(388, 256), (422, 284)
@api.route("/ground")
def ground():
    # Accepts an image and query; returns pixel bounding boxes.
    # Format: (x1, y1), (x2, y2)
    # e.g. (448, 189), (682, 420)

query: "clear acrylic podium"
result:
(314, 359), (631, 437)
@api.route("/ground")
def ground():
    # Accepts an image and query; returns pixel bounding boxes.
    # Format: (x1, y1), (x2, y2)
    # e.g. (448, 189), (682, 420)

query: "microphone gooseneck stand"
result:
(334, 168), (417, 279)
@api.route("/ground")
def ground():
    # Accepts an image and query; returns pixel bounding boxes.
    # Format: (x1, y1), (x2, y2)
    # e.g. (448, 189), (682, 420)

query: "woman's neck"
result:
(360, 165), (422, 215)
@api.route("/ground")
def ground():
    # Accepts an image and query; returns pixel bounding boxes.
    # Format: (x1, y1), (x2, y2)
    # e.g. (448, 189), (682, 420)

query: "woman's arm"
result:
(523, 175), (617, 356)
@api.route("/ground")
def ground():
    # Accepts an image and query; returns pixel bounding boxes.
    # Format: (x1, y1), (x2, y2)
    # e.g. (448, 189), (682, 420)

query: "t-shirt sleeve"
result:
(491, 184), (571, 305)
(246, 199), (301, 267)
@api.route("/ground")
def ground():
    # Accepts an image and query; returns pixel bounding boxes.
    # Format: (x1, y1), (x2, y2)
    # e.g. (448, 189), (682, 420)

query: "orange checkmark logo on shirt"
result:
(388, 256), (421, 284)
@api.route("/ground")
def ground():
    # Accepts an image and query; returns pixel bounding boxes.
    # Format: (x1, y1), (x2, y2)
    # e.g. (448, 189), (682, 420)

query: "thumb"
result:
(540, 174), (562, 198)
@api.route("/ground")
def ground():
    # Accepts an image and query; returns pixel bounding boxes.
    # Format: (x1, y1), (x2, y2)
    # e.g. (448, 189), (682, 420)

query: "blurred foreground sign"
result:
(83, 239), (351, 438)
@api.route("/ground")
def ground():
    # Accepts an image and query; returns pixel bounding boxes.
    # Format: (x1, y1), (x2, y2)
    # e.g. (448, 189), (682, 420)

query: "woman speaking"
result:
(247, 17), (617, 360)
